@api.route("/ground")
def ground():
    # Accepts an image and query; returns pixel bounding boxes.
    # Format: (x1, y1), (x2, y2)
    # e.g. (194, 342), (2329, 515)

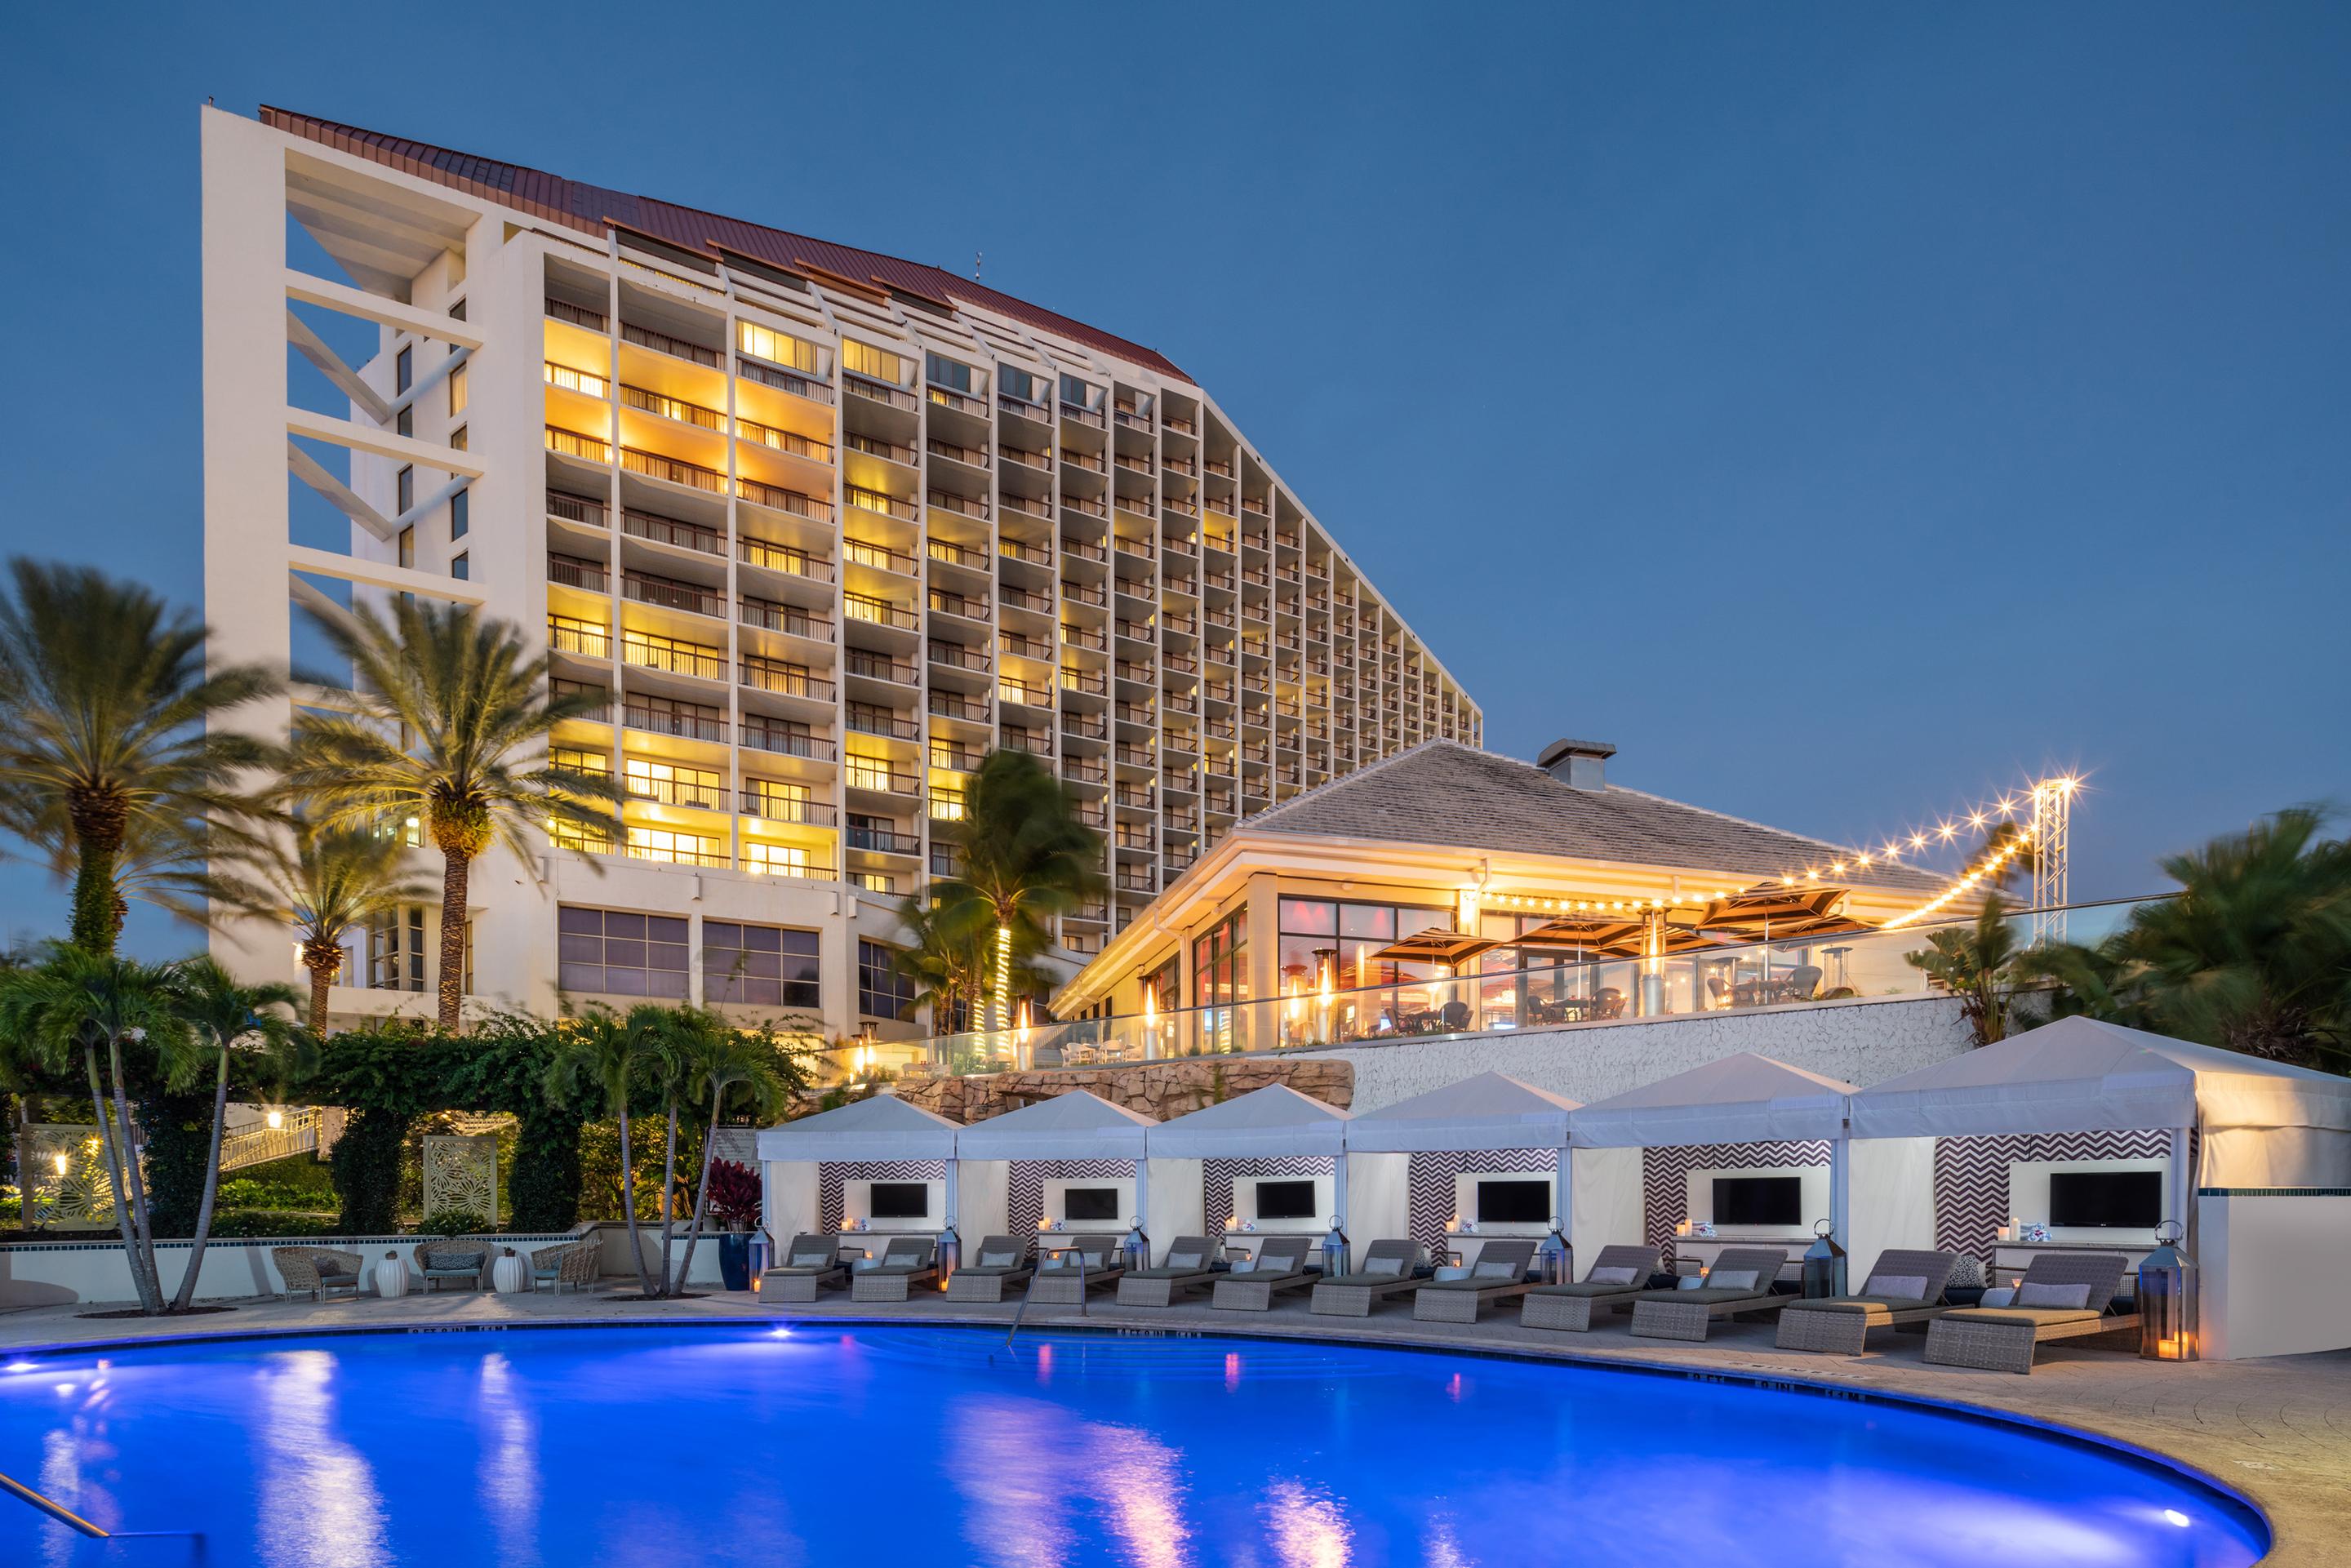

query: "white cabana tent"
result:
(1569, 1052), (1859, 1280)
(1145, 1085), (1353, 1257)
(755, 1093), (965, 1244)
(952, 1090), (1158, 1241)
(1343, 1073), (1581, 1267)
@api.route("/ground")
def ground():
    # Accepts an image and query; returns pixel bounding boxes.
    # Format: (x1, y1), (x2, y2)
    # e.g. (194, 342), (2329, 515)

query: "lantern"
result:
(1801, 1218), (1847, 1299)
(1122, 1219), (1151, 1275)
(1322, 1216), (1350, 1280)
(937, 1222), (961, 1287)
(1538, 1219), (1572, 1286)
(2138, 1220), (2198, 1361)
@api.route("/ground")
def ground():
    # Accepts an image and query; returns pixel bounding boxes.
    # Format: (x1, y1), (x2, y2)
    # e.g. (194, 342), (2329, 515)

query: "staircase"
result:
(218, 1108), (322, 1172)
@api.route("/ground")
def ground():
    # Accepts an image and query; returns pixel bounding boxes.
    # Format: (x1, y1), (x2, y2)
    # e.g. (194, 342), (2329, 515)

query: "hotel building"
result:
(200, 106), (1479, 1049)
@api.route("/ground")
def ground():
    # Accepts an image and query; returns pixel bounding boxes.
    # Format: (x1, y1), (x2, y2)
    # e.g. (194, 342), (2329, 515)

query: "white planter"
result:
(491, 1253), (527, 1294)
(375, 1258), (411, 1299)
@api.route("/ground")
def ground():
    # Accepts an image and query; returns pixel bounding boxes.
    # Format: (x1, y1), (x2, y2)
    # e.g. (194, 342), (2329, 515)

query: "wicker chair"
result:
(413, 1237), (494, 1292)
(274, 1246), (365, 1303)
(1520, 1244), (1665, 1332)
(850, 1237), (939, 1302)
(1025, 1234), (1126, 1304)
(531, 1238), (601, 1294)
(945, 1237), (1034, 1303)
(762, 1233), (849, 1304)
(1922, 1252), (2136, 1375)
(1117, 1237), (1222, 1308)
(1624, 1247), (1791, 1342)
(1309, 1240), (1425, 1317)
(1411, 1238), (1541, 1323)
(1210, 1235), (1317, 1313)
(1775, 1248), (1961, 1355)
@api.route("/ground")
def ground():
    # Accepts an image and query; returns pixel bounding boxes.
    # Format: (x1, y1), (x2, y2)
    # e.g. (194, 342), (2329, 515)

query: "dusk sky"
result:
(3, 3), (2346, 957)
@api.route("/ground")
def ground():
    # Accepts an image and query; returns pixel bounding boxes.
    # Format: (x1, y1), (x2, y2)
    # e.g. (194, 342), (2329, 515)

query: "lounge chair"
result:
(1521, 1245), (1665, 1332)
(1309, 1239), (1425, 1317)
(1625, 1247), (1790, 1341)
(1026, 1234), (1126, 1304)
(1775, 1248), (1960, 1355)
(850, 1237), (939, 1302)
(1923, 1252), (2136, 1375)
(413, 1238), (492, 1293)
(1211, 1236), (1316, 1312)
(761, 1233), (849, 1304)
(1412, 1238), (1540, 1323)
(531, 1238), (601, 1295)
(945, 1236), (1034, 1303)
(1118, 1237), (1221, 1307)
(274, 1246), (365, 1303)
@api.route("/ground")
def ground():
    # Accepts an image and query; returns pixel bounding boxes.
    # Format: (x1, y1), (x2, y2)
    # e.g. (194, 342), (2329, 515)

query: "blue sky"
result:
(2, 3), (2346, 956)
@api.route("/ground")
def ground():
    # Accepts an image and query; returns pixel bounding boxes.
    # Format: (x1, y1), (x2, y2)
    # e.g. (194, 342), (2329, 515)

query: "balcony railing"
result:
(998, 585), (1051, 615)
(549, 553), (609, 593)
(624, 571), (725, 618)
(737, 357), (833, 403)
(621, 383), (726, 431)
(928, 691), (992, 722)
(624, 509), (723, 556)
(847, 708), (920, 740)
(545, 295), (608, 331)
(740, 789), (834, 824)
(622, 447), (726, 494)
(998, 536), (1054, 566)
(928, 590), (992, 623)
(623, 633), (726, 682)
(927, 488), (989, 520)
(548, 491), (611, 529)
(740, 656), (830, 700)
(623, 701), (727, 742)
(844, 432), (918, 467)
(737, 478), (833, 522)
(626, 773), (727, 811)
(740, 537), (832, 580)
(547, 426), (611, 463)
(843, 760), (922, 795)
(927, 641), (989, 672)
(736, 417), (833, 463)
(846, 650), (920, 686)
(740, 597), (833, 640)
(740, 722), (833, 759)
(847, 824), (921, 855)
(844, 485), (918, 522)
(845, 373), (918, 411)
(847, 594), (921, 631)
(926, 537), (989, 570)
(847, 538), (921, 575)
(622, 322), (722, 366)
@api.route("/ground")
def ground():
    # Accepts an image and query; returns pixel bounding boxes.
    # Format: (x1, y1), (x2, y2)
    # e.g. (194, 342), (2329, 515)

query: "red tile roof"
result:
(260, 108), (1188, 380)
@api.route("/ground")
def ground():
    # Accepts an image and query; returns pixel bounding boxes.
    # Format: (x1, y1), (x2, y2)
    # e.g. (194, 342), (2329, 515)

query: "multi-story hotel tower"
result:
(202, 106), (1479, 1053)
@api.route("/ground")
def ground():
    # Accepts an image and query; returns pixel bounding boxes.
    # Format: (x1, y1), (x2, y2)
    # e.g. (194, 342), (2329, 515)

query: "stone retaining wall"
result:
(896, 1056), (1353, 1123)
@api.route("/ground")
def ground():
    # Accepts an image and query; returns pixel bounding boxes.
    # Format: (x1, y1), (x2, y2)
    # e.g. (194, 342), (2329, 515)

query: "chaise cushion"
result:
(1587, 1266), (1640, 1285)
(1471, 1259), (1519, 1281)
(2017, 1281), (2094, 1310)
(1363, 1255), (1406, 1279)
(1862, 1274), (1928, 1300)
(978, 1249), (1018, 1268)
(1944, 1304), (2105, 1328)
(430, 1252), (485, 1273)
(1707, 1269), (1759, 1293)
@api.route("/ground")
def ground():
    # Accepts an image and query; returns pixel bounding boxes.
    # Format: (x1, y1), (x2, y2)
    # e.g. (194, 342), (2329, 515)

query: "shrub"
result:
(207, 1210), (344, 1239)
(704, 1160), (762, 1229)
(419, 1207), (492, 1237)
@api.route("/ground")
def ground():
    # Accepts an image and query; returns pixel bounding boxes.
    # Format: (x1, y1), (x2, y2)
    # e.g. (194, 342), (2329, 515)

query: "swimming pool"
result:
(0, 1325), (2264, 1566)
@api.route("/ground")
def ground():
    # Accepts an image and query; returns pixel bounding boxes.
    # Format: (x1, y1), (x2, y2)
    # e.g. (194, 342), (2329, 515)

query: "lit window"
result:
(397, 526), (415, 570)
(622, 757), (722, 809)
(743, 780), (812, 820)
(449, 424), (467, 453)
(842, 340), (909, 384)
(448, 361), (469, 418)
(623, 826), (724, 867)
(736, 320), (825, 374)
(551, 746), (611, 778)
(744, 841), (811, 877)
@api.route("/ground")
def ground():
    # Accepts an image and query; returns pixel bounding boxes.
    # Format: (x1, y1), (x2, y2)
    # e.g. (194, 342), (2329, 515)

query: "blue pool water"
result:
(0, 1325), (2264, 1566)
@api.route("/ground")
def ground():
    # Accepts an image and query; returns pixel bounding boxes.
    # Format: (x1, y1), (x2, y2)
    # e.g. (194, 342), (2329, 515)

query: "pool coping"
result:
(2, 1308), (2278, 1560)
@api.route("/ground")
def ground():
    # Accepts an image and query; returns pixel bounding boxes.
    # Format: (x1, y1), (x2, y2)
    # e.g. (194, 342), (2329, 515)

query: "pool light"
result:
(2163, 1510), (2191, 1528)
(5, 1361), (37, 1373)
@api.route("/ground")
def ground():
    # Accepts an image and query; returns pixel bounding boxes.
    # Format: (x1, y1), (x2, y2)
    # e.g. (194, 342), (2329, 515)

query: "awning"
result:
(1570, 1052), (1856, 1148)
(1345, 1071), (1581, 1153)
(1369, 926), (1503, 966)
(1148, 1083), (1351, 1159)
(755, 1092), (962, 1163)
(953, 1088), (1157, 1161)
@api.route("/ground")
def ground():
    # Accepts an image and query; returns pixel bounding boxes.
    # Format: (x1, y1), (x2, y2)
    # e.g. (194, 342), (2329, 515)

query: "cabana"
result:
(951, 1090), (1158, 1253)
(755, 1094), (967, 1273)
(1144, 1084), (1353, 1268)
(1569, 1053), (1858, 1286)
(1848, 1015), (2351, 1360)
(1343, 1072), (1580, 1270)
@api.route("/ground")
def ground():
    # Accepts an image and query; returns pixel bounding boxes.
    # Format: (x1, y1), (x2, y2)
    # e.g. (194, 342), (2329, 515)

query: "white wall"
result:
(956, 1158), (1011, 1243)
(1143, 1157), (1203, 1250)
(1683, 1164), (1829, 1241)
(1344, 1152), (1411, 1253)
(2198, 1192), (2351, 1361)
(1569, 1146), (1643, 1272)
(764, 1161), (820, 1241)
(1849, 1136), (1938, 1277)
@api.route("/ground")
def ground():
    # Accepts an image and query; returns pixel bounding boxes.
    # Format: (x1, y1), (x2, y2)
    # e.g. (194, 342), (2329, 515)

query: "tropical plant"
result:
(931, 748), (1105, 1028)
(1904, 894), (2028, 1046)
(418, 1207), (491, 1237)
(278, 597), (620, 1028)
(665, 1014), (808, 1293)
(703, 1159), (763, 1230)
(0, 560), (280, 953)
(890, 892), (1060, 1035)
(544, 1005), (663, 1295)
(164, 956), (308, 1309)
(255, 823), (435, 1032)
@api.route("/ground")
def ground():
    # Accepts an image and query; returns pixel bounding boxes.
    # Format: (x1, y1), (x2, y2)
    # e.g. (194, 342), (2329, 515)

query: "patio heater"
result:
(2136, 1221), (2198, 1361)
(1322, 1216), (1350, 1280)
(1801, 1218), (1847, 1299)
(1538, 1219), (1571, 1286)
(1122, 1219), (1152, 1274)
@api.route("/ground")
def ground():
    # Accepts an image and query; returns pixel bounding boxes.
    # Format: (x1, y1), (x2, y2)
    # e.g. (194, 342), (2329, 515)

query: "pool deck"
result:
(4, 1288), (2343, 1562)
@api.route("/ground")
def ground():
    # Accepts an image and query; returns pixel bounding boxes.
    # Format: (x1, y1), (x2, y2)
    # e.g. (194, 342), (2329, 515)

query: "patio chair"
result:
(1775, 1249), (1961, 1355)
(1596, 989), (1627, 1019)
(1625, 1247), (1791, 1341)
(531, 1238), (601, 1295)
(850, 1237), (939, 1302)
(413, 1238), (493, 1293)
(1211, 1235), (1316, 1312)
(1118, 1237), (1221, 1308)
(1521, 1244), (1665, 1332)
(1922, 1252), (2135, 1375)
(1412, 1238), (1540, 1323)
(1026, 1233), (1126, 1304)
(1309, 1239), (1425, 1317)
(945, 1236), (1033, 1303)
(761, 1233), (849, 1304)
(274, 1246), (365, 1303)
(1439, 1001), (1473, 1032)
(1786, 965), (1824, 1001)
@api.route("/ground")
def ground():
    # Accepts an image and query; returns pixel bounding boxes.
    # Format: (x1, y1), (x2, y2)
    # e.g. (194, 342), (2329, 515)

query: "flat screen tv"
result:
(1253, 1179), (1318, 1220)
(2049, 1170), (2162, 1229)
(868, 1182), (929, 1219)
(1063, 1186), (1121, 1222)
(1712, 1175), (1802, 1228)
(1476, 1179), (1551, 1225)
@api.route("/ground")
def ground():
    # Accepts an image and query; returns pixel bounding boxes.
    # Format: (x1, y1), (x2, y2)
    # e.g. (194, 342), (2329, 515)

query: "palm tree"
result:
(165, 957), (308, 1311)
(890, 893), (991, 1033)
(932, 749), (1105, 1029)
(0, 798), (273, 946)
(279, 597), (620, 1028)
(545, 1005), (661, 1295)
(1904, 894), (2027, 1046)
(0, 947), (193, 1313)
(668, 1015), (804, 1295)
(256, 824), (435, 1032)
(0, 561), (280, 954)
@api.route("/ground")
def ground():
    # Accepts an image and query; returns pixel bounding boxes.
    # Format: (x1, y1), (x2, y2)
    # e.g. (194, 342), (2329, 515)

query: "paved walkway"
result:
(4, 1288), (2344, 1563)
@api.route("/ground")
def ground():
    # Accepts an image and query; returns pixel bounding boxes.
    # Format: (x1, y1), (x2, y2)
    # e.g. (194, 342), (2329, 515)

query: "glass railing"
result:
(915, 898), (2163, 1077)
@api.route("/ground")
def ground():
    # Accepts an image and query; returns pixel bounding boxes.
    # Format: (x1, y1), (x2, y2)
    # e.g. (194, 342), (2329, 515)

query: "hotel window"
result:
(1278, 897), (1447, 993)
(623, 756), (722, 810)
(451, 553), (469, 581)
(1142, 951), (1181, 1013)
(1192, 908), (1248, 1009)
(449, 425), (467, 452)
(999, 365), (1042, 406)
(842, 340), (909, 385)
(624, 826), (725, 868)
(743, 779), (812, 821)
(450, 488), (469, 539)
(398, 405), (414, 438)
(448, 361), (469, 418)
(397, 465), (415, 515)
(704, 921), (820, 1009)
(367, 905), (426, 992)
(397, 525), (415, 570)
(447, 298), (466, 323)
(850, 870), (894, 894)
(744, 840), (812, 877)
(926, 353), (979, 395)
(558, 906), (688, 998)
(395, 345), (413, 394)
(859, 938), (917, 1019)
(736, 320), (825, 374)
(549, 815), (616, 855)
(551, 745), (611, 779)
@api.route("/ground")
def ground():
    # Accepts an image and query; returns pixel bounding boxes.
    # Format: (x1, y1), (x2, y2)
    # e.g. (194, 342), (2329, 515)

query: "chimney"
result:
(1538, 738), (1615, 792)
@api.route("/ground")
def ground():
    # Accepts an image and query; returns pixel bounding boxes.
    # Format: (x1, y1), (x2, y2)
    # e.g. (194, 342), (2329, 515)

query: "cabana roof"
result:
(954, 1089), (1157, 1161)
(1148, 1083), (1352, 1159)
(755, 1092), (962, 1163)
(1571, 1051), (1856, 1148)
(1345, 1071), (1581, 1153)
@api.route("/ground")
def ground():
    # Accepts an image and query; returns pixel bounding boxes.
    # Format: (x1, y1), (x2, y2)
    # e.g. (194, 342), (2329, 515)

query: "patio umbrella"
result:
(1507, 914), (1647, 958)
(1674, 881), (1873, 942)
(1368, 926), (1504, 967)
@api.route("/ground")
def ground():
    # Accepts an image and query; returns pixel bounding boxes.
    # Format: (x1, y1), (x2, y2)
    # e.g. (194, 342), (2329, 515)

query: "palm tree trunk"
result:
(673, 1088), (722, 1295)
(437, 851), (472, 1031)
(307, 967), (331, 1035)
(84, 1045), (158, 1313)
(171, 1047), (232, 1312)
(656, 1103), (679, 1297)
(69, 840), (120, 957)
(105, 1031), (163, 1313)
(300, 944), (341, 1035)
(616, 1104), (651, 1296)
(990, 917), (1012, 1032)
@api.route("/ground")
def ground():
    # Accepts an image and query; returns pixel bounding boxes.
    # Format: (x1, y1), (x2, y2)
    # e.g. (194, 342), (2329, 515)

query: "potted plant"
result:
(704, 1161), (764, 1290)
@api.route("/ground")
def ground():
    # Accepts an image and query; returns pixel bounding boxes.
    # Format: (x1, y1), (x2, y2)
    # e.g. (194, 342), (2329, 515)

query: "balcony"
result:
(1059, 667), (1108, 695)
(546, 426), (611, 464)
(740, 788), (834, 825)
(621, 322), (721, 366)
(997, 585), (1051, 615)
(843, 485), (918, 522)
(1002, 444), (1052, 472)
(549, 553), (610, 593)
(927, 489), (989, 522)
(1060, 537), (1107, 563)
(847, 594), (922, 631)
(846, 650), (919, 686)
(926, 437), (989, 469)
(624, 571), (725, 619)
(740, 721), (833, 760)
(1063, 713), (1107, 740)
(625, 771), (727, 811)
(544, 295), (608, 332)
(622, 699), (727, 743)
(740, 597), (833, 640)
(998, 537), (1054, 566)
(622, 632), (726, 682)
(548, 491), (610, 529)
(927, 537), (990, 571)
(927, 589), (993, 624)
(549, 617), (610, 658)
(930, 740), (986, 771)
(847, 823), (921, 855)
(847, 538), (921, 575)
(740, 655), (831, 700)
(737, 478), (833, 522)
(845, 372), (918, 411)
(927, 641), (990, 673)
(740, 537), (832, 581)
(999, 631), (1053, 660)
(624, 509), (723, 557)
(999, 727), (1053, 757)
(928, 691), (992, 722)
(999, 677), (1055, 709)
(1116, 868), (1158, 894)
(620, 383), (725, 431)
(622, 447), (726, 495)
(843, 758), (922, 795)
(736, 417), (832, 463)
(844, 432), (918, 467)
(1061, 582), (1106, 608)
(737, 357), (832, 404)
(847, 706), (919, 740)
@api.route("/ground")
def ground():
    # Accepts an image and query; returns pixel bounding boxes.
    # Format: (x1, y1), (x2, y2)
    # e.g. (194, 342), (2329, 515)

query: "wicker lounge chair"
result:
(944, 1236), (1033, 1302)
(1117, 1237), (1221, 1307)
(273, 1246), (365, 1303)
(1775, 1249), (1961, 1355)
(1521, 1244), (1666, 1332)
(761, 1233), (849, 1304)
(413, 1238), (493, 1292)
(1922, 1252), (2136, 1375)
(1309, 1240), (1425, 1317)
(1026, 1234), (1126, 1304)
(1625, 1247), (1790, 1341)
(1211, 1235), (1317, 1312)
(531, 1238), (601, 1295)
(1412, 1238), (1541, 1323)
(850, 1237), (939, 1302)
